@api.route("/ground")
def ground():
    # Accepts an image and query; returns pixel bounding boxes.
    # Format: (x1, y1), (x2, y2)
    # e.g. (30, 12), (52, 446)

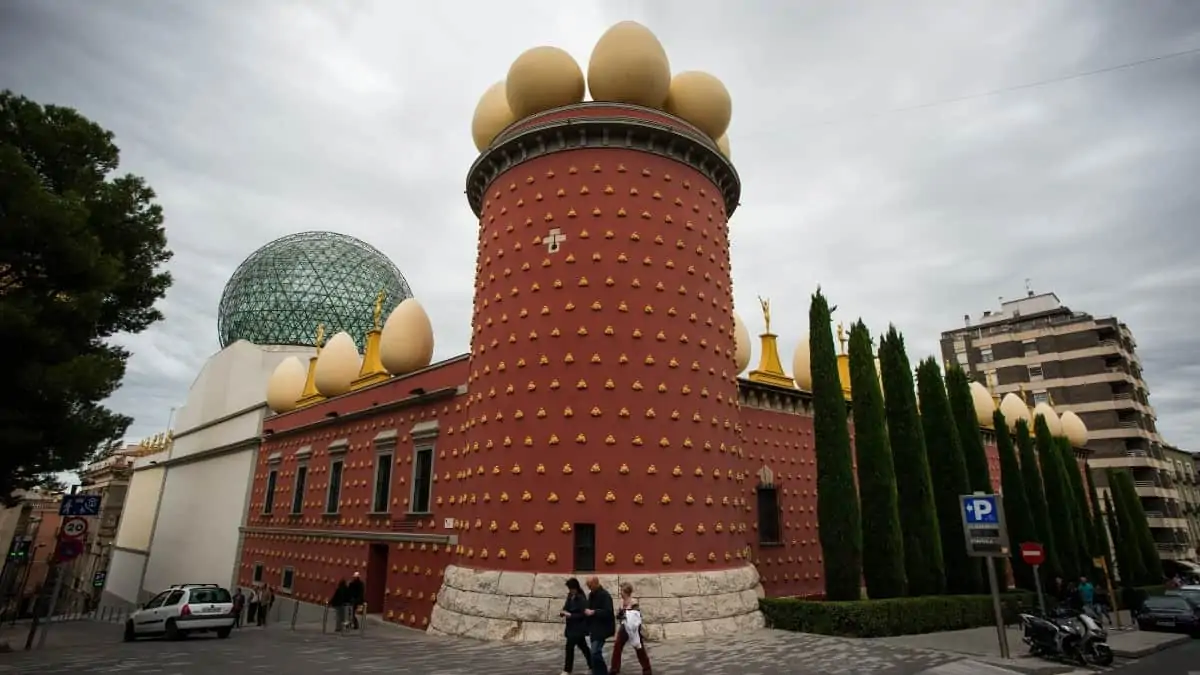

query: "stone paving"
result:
(0, 618), (1008, 675)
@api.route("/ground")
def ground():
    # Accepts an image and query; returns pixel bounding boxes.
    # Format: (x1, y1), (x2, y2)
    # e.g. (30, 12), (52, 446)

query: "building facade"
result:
(1162, 444), (1200, 560)
(940, 291), (1188, 560)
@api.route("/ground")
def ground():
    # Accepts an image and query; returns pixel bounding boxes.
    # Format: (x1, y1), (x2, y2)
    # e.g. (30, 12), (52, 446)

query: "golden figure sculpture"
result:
(373, 289), (386, 330)
(758, 295), (771, 334)
(836, 322), (847, 354)
(315, 323), (326, 349)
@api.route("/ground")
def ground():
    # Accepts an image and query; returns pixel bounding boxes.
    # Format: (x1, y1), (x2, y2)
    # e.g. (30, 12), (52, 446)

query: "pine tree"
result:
(879, 327), (945, 596)
(1085, 463), (1114, 580)
(1113, 469), (1163, 585)
(1015, 419), (1061, 579)
(946, 366), (997, 587)
(1057, 437), (1096, 575)
(1034, 415), (1081, 579)
(847, 321), (907, 598)
(916, 358), (980, 594)
(993, 410), (1037, 590)
(1107, 470), (1149, 585)
(809, 289), (862, 600)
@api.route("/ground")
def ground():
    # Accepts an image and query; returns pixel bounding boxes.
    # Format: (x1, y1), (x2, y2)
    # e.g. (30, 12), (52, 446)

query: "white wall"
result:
(104, 548), (146, 605)
(113, 465), (165, 553)
(141, 448), (254, 593)
(171, 341), (312, 459)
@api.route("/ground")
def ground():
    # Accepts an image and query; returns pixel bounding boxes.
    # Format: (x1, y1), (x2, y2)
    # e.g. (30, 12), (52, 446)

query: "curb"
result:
(1112, 633), (1190, 658)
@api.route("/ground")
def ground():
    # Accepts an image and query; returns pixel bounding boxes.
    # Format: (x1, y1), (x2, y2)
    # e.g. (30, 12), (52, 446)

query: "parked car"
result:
(124, 583), (235, 641)
(1136, 593), (1200, 638)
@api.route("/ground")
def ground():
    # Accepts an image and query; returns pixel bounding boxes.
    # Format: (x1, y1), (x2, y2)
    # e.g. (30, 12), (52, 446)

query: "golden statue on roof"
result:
(757, 296), (771, 334)
(372, 290), (386, 330)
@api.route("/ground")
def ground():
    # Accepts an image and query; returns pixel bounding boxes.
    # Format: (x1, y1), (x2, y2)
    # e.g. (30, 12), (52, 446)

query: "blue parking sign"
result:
(962, 494), (999, 524)
(59, 494), (101, 516)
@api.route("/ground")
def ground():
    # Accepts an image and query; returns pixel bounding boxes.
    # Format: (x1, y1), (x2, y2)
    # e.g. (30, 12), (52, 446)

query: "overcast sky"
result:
(2, 1), (1198, 453)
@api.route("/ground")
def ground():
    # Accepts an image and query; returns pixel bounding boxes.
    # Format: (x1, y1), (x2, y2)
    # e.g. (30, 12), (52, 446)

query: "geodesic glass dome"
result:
(216, 231), (412, 349)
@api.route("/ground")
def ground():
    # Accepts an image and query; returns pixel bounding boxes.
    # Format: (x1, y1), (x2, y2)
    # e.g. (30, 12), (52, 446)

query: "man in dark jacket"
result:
(347, 572), (365, 629)
(583, 576), (616, 675)
(561, 578), (592, 674)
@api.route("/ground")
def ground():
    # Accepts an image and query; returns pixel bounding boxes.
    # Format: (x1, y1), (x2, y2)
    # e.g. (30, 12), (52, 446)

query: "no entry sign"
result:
(1019, 542), (1045, 566)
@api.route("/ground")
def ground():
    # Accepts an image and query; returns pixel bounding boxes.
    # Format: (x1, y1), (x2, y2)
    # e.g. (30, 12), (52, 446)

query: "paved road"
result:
(1108, 635), (1200, 673)
(0, 619), (1027, 675)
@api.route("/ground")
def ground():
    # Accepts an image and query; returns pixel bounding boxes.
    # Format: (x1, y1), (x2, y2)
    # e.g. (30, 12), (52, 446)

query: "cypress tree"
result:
(1113, 469), (1163, 584)
(1035, 415), (1080, 579)
(879, 327), (945, 596)
(946, 366), (997, 587)
(1107, 470), (1149, 585)
(916, 358), (980, 594)
(993, 410), (1037, 590)
(848, 321), (907, 598)
(1085, 463), (1114, 579)
(1103, 490), (1134, 585)
(1057, 437), (1096, 574)
(809, 289), (862, 600)
(1015, 419), (1061, 579)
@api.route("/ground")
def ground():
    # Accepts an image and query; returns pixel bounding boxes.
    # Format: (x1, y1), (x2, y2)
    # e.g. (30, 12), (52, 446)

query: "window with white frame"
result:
(1028, 364), (1044, 380)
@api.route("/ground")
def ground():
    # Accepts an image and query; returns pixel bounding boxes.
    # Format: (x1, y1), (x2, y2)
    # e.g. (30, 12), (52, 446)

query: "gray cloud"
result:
(2, 0), (1198, 452)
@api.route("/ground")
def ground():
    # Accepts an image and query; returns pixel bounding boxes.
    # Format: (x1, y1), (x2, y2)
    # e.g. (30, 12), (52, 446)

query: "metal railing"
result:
(321, 602), (367, 637)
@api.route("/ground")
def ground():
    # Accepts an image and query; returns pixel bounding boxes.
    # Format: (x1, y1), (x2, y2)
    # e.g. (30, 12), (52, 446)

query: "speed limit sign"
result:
(61, 516), (89, 539)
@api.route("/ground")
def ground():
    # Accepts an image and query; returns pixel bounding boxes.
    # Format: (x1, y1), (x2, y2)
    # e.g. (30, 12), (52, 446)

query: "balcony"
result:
(1156, 542), (1194, 560)
(1089, 452), (1168, 471)
(1134, 482), (1180, 499)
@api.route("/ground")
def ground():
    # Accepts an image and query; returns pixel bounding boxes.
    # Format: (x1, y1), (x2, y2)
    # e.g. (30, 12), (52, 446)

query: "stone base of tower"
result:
(429, 565), (765, 643)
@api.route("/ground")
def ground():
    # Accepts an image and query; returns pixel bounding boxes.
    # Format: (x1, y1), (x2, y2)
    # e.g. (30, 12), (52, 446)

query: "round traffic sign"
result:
(61, 516), (89, 539)
(55, 538), (84, 562)
(1019, 541), (1045, 566)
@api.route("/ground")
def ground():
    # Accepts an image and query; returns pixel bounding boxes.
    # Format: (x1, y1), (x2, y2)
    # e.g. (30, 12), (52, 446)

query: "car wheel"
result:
(216, 626), (232, 639)
(123, 621), (135, 642)
(165, 619), (182, 641)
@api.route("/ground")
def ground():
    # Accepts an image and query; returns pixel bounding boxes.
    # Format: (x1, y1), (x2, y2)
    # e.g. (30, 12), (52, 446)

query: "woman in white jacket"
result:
(610, 582), (652, 675)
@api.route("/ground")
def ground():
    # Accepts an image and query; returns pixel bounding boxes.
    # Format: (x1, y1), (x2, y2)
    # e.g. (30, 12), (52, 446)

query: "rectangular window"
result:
(956, 352), (969, 365)
(411, 447), (434, 513)
(1032, 391), (1049, 405)
(1028, 364), (1044, 380)
(252, 562), (264, 584)
(756, 486), (783, 545)
(953, 339), (966, 353)
(326, 460), (343, 514)
(372, 453), (393, 513)
(573, 523), (597, 572)
(263, 470), (278, 514)
(291, 465), (307, 514)
(1023, 339), (1039, 356)
(281, 566), (295, 593)
(980, 347), (994, 363)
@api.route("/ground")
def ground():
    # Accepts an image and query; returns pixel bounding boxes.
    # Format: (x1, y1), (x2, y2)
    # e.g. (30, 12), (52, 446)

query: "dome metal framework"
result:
(217, 231), (412, 349)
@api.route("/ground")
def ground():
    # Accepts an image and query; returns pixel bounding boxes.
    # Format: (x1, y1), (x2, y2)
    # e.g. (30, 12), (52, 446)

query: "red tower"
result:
(430, 104), (764, 640)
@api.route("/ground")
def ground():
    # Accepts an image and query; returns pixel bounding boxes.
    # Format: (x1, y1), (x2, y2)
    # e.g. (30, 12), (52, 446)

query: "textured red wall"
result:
(451, 147), (751, 574)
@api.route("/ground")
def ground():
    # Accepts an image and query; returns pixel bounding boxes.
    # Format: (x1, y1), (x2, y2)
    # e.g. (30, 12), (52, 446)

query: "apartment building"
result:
(941, 291), (1191, 561)
(1163, 444), (1200, 559)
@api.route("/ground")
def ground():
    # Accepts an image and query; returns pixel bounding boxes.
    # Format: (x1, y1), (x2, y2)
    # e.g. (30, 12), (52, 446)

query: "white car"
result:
(124, 583), (236, 641)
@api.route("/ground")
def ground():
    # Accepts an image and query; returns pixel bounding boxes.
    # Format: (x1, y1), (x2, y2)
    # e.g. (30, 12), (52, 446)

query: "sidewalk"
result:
(874, 610), (1189, 665)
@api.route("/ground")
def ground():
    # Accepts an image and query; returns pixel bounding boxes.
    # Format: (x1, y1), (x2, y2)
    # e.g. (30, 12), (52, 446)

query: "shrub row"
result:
(1120, 584), (1166, 611)
(760, 592), (1038, 638)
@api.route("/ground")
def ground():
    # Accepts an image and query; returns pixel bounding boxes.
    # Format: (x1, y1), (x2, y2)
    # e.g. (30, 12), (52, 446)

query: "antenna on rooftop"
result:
(1025, 278), (1034, 297)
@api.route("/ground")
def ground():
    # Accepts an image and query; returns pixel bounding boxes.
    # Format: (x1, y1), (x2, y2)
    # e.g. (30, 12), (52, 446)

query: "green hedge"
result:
(760, 593), (1038, 638)
(1120, 585), (1166, 611)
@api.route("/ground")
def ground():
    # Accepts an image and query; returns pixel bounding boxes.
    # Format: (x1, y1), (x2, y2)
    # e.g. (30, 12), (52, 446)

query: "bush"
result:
(1121, 585), (1166, 611)
(760, 592), (1038, 637)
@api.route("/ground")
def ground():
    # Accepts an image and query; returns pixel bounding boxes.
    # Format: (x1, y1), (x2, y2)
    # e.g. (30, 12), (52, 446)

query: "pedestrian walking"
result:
(330, 579), (349, 632)
(258, 586), (274, 626)
(246, 586), (260, 627)
(559, 577), (592, 674)
(610, 582), (652, 675)
(583, 576), (615, 675)
(347, 572), (365, 629)
(232, 588), (245, 628)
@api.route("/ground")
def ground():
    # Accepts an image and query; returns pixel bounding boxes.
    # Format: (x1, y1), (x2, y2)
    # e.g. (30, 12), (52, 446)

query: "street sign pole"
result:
(1032, 564), (1046, 616)
(961, 492), (1011, 660)
(985, 554), (1010, 659)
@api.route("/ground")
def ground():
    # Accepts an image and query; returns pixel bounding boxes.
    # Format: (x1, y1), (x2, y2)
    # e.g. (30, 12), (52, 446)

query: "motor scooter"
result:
(1018, 609), (1114, 666)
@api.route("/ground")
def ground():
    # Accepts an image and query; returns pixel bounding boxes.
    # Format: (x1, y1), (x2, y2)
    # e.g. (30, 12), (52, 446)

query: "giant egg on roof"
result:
(505, 46), (585, 119)
(664, 71), (732, 140)
(586, 21), (671, 107)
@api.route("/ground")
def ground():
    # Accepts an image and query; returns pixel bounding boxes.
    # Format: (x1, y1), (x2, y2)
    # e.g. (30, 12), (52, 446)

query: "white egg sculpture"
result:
(792, 335), (812, 391)
(266, 356), (307, 413)
(969, 381), (996, 428)
(1032, 402), (1063, 437)
(313, 332), (361, 397)
(1060, 410), (1089, 448)
(505, 46), (586, 119)
(732, 311), (751, 374)
(380, 298), (435, 375)
(716, 134), (731, 160)
(587, 21), (671, 107)
(999, 393), (1031, 431)
(471, 81), (517, 151)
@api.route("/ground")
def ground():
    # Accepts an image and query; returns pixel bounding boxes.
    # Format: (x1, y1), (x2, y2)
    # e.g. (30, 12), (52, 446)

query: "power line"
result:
(802, 44), (1200, 128)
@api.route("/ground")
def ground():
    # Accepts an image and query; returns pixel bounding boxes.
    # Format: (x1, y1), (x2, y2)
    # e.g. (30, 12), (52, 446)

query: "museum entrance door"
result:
(366, 543), (387, 614)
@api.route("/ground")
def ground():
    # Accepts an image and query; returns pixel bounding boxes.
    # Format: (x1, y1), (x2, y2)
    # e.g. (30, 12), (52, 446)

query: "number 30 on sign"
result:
(61, 516), (89, 539)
